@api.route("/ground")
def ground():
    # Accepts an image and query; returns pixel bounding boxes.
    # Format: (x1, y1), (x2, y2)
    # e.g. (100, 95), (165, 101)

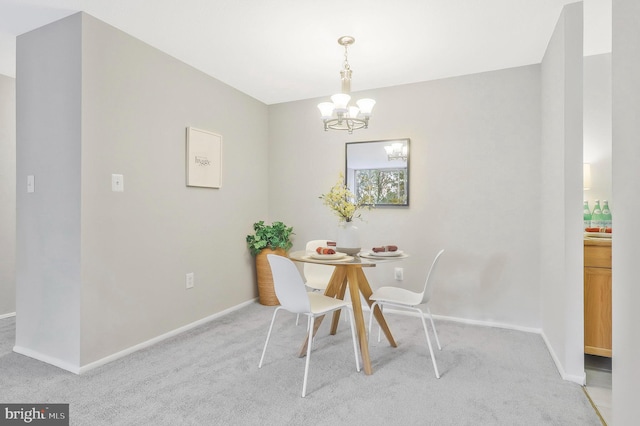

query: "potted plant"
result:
(246, 221), (294, 305)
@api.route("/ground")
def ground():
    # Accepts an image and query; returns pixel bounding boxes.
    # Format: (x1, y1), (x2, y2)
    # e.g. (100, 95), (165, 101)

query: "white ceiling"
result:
(0, 0), (611, 105)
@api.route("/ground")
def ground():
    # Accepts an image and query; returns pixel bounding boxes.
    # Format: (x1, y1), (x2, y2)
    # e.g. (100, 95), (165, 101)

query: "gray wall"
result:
(16, 14), (83, 368)
(0, 74), (15, 317)
(16, 13), (269, 369)
(612, 0), (640, 422)
(269, 64), (543, 329)
(539, 2), (584, 383)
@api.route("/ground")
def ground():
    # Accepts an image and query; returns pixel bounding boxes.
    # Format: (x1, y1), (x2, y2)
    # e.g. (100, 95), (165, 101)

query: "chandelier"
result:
(385, 142), (408, 161)
(317, 36), (376, 134)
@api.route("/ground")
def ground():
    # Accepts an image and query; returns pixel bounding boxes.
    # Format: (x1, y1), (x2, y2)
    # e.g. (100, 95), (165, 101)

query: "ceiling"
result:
(0, 0), (611, 105)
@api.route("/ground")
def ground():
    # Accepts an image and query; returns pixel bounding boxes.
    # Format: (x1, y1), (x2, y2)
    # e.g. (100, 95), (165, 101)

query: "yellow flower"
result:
(319, 174), (371, 222)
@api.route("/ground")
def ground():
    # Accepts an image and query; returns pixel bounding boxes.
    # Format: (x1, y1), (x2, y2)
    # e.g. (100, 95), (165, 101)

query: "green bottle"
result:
(591, 200), (603, 228)
(602, 200), (612, 229)
(583, 201), (591, 230)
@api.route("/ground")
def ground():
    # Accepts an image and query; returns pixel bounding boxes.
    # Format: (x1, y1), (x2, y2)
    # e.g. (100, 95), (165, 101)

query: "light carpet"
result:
(0, 303), (601, 425)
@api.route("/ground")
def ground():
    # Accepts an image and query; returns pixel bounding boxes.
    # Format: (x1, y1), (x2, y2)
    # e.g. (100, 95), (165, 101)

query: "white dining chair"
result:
(259, 254), (361, 397)
(295, 239), (336, 325)
(303, 239), (336, 292)
(367, 249), (445, 379)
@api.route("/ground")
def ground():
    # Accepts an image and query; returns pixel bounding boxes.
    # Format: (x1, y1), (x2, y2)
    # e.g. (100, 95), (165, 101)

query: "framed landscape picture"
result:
(186, 127), (222, 188)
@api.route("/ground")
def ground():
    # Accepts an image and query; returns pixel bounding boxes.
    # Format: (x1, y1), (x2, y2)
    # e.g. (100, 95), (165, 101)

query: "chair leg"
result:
(295, 313), (299, 326)
(368, 301), (378, 340)
(425, 306), (441, 350)
(346, 307), (361, 372)
(377, 304), (383, 343)
(417, 307), (440, 379)
(259, 307), (282, 368)
(302, 316), (314, 397)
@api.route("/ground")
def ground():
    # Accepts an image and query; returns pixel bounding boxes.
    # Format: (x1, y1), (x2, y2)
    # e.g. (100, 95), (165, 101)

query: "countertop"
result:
(584, 236), (612, 247)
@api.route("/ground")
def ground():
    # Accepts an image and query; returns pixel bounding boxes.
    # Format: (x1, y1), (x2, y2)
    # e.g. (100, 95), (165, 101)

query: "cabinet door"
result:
(584, 245), (612, 268)
(584, 267), (612, 357)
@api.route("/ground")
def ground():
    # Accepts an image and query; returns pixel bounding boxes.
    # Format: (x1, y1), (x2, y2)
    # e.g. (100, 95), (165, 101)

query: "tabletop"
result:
(288, 250), (408, 266)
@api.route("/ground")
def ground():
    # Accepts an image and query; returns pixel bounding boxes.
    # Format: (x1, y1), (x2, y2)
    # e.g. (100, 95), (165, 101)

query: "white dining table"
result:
(288, 250), (408, 375)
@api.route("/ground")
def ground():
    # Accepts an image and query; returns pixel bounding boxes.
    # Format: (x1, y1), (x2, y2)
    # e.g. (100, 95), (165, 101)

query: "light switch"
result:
(111, 174), (124, 192)
(27, 175), (35, 193)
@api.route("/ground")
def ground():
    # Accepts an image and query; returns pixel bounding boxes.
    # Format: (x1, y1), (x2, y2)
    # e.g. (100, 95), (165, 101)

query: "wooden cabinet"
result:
(584, 238), (612, 357)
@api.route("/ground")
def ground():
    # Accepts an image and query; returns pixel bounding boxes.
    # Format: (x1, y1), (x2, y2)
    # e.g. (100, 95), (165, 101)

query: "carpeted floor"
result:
(0, 303), (601, 425)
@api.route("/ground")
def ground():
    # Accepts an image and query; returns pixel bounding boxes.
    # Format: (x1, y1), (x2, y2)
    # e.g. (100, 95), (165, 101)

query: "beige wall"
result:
(269, 64), (543, 329)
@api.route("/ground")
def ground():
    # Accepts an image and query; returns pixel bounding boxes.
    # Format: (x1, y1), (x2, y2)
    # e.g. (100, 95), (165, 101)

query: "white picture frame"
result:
(186, 127), (222, 188)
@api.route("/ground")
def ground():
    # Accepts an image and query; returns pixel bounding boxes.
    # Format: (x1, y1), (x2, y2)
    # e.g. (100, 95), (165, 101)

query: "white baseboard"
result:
(13, 299), (257, 375)
(431, 313), (542, 335)
(11, 300), (586, 385)
(13, 345), (81, 374)
(0, 312), (16, 320)
(77, 298), (257, 374)
(373, 307), (586, 385)
(371, 307), (542, 334)
(540, 330), (586, 385)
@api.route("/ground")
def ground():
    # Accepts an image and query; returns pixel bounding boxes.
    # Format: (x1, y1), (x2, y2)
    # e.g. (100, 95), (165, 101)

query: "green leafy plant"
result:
(246, 221), (294, 256)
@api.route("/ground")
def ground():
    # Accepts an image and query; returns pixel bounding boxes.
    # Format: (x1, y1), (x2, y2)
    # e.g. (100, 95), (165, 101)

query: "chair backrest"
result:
(267, 254), (311, 314)
(303, 240), (335, 285)
(420, 249), (445, 304)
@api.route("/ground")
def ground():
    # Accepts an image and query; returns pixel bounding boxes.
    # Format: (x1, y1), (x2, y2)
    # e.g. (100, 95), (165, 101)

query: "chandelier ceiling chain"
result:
(317, 36), (376, 134)
(342, 40), (351, 71)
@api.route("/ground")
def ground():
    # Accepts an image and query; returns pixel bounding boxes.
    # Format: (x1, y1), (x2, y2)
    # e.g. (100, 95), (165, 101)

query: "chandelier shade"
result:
(318, 36), (376, 134)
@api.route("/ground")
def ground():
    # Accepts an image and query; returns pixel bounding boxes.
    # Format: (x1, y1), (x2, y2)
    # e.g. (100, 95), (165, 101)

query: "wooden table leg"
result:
(346, 268), (373, 375)
(324, 267), (345, 298)
(356, 269), (397, 348)
(329, 273), (349, 335)
(296, 263), (397, 372)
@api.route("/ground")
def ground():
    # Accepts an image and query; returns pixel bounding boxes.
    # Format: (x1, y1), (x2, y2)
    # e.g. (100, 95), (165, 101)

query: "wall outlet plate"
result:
(111, 174), (124, 192)
(186, 272), (194, 289)
(394, 267), (403, 281)
(27, 175), (35, 193)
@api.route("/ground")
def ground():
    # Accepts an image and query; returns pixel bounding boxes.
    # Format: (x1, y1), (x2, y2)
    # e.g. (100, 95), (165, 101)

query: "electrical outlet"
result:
(111, 174), (124, 192)
(186, 272), (194, 289)
(394, 267), (404, 281)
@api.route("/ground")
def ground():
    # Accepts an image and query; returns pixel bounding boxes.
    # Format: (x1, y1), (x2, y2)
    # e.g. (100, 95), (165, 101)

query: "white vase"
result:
(337, 221), (360, 252)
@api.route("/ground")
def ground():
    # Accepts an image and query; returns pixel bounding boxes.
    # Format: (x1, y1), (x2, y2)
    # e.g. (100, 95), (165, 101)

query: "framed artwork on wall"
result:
(186, 127), (222, 188)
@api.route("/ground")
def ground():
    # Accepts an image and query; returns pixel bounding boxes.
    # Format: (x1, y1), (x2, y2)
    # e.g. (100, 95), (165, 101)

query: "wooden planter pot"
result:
(255, 247), (287, 305)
